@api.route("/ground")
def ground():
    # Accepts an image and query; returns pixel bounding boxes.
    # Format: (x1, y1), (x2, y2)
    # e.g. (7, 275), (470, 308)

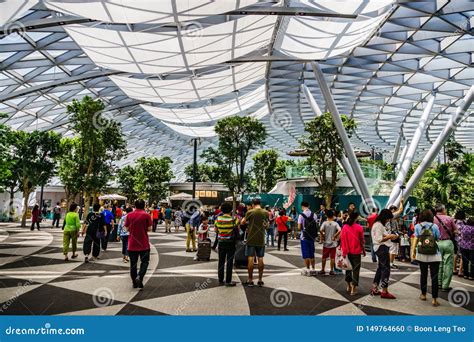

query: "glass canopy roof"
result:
(0, 0), (473, 181)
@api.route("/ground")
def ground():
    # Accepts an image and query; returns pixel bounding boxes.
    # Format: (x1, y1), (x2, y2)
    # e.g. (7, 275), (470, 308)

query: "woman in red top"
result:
(31, 204), (41, 231)
(276, 209), (290, 251)
(340, 211), (366, 295)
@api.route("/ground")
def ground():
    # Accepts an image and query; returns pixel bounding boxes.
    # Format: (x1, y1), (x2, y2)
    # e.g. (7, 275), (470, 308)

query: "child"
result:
(400, 228), (410, 262)
(319, 210), (341, 275)
(197, 216), (209, 242)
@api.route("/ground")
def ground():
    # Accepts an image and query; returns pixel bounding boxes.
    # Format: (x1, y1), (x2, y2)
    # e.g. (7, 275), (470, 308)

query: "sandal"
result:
(257, 281), (264, 287)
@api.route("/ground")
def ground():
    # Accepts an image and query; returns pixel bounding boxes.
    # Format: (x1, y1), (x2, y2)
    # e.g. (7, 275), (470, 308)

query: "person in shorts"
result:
(298, 201), (318, 276)
(319, 210), (341, 275)
(241, 198), (269, 287)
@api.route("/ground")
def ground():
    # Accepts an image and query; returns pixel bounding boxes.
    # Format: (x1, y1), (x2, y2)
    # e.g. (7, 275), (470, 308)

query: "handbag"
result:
(336, 247), (352, 271)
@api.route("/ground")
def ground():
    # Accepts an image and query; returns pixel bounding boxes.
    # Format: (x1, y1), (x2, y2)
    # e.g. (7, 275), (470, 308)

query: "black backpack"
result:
(301, 212), (318, 240)
(417, 224), (437, 255)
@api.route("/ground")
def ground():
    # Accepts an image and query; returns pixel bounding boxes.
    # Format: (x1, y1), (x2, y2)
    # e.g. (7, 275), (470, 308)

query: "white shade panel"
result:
(45, 0), (260, 24)
(0, 0), (38, 25)
(110, 62), (266, 104)
(65, 15), (277, 74)
(162, 121), (216, 137)
(161, 103), (269, 137)
(141, 84), (265, 124)
(276, 0), (394, 60)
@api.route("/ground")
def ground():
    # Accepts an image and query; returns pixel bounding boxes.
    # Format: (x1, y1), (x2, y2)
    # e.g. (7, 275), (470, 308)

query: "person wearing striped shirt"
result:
(215, 202), (240, 287)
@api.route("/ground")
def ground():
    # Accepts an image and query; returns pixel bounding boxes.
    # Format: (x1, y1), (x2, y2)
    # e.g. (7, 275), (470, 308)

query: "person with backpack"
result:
(52, 202), (61, 228)
(371, 209), (398, 299)
(433, 204), (458, 291)
(412, 209), (442, 307)
(276, 209), (290, 251)
(319, 210), (341, 275)
(82, 203), (106, 263)
(298, 202), (318, 276)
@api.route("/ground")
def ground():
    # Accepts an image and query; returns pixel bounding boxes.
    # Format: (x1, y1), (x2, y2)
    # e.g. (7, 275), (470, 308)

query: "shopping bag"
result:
(336, 247), (352, 271)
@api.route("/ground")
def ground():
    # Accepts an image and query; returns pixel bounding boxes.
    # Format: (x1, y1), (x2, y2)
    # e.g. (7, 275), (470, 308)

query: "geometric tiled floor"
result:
(0, 222), (472, 315)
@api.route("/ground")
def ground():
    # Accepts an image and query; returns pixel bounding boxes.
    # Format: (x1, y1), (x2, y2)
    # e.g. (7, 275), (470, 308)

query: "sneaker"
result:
(218, 281), (225, 286)
(317, 270), (326, 275)
(84, 257), (89, 263)
(284, 248), (289, 251)
(309, 269), (317, 276)
(226, 282), (237, 287)
(244, 281), (254, 287)
(380, 292), (396, 299)
(71, 254), (78, 259)
(390, 264), (398, 269)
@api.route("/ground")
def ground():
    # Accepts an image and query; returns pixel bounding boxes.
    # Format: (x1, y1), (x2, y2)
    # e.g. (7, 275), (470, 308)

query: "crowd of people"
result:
(32, 197), (473, 307)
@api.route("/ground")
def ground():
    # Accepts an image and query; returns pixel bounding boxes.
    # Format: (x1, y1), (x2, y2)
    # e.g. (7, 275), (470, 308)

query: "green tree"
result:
(117, 165), (139, 202)
(251, 149), (279, 192)
(13, 130), (62, 227)
(274, 159), (296, 181)
(134, 157), (173, 203)
(202, 116), (267, 206)
(184, 164), (222, 183)
(299, 112), (356, 206)
(57, 137), (84, 208)
(0, 113), (12, 187)
(67, 96), (127, 216)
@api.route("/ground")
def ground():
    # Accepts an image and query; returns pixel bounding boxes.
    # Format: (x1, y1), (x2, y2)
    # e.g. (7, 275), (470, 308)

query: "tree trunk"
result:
(325, 194), (332, 210)
(21, 189), (30, 227)
(83, 191), (90, 218)
(8, 189), (15, 222)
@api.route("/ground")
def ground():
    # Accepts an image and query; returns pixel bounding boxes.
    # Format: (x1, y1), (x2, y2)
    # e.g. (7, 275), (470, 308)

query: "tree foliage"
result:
(66, 96), (127, 215)
(184, 164), (222, 183)
(299, 112), (356, 206)
(251, 149), (279, 192)
(13, 130), (62, 226)
(116, 165), (139, 202)
(57, 137), (84, 206)
(133, 157), (173, 204)
(202, 116), (267, 200)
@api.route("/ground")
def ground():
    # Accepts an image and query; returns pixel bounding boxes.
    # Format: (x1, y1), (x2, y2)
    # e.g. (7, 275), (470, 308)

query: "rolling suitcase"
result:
(196, 239), (212, 261)
(234, 239), (247, 268)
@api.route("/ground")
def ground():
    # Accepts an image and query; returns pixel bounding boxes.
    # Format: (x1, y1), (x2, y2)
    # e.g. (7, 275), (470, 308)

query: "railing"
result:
(285, 164), (384, 180)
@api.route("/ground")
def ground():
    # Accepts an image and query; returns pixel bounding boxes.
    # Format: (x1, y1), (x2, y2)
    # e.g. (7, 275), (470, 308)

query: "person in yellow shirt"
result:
(63, 203), (81, 261)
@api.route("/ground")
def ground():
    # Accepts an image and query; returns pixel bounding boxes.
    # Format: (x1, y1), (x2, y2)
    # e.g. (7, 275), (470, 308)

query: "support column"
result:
(301, 83), (362, 196)
(338, 157), (362, 196)
(393, 85), (474, 206)
(396, 144), (408, 173)
(302, 84), (323, 116)
(391, 132), (403, 166)
(387, 94), (436, 207)
(192, 138), (198, 199)
(311, 62), (375, 211)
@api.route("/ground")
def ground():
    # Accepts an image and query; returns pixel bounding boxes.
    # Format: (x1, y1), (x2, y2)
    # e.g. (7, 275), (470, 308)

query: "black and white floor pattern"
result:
(0, 222), (472, 316)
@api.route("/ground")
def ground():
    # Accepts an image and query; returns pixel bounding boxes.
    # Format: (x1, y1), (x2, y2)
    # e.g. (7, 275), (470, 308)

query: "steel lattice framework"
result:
(0, 0), (473, 182)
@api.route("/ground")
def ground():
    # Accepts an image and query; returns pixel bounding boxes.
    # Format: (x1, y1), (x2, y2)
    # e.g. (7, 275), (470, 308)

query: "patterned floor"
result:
(0, 222), (472, 316)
